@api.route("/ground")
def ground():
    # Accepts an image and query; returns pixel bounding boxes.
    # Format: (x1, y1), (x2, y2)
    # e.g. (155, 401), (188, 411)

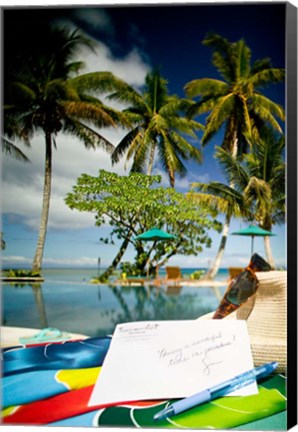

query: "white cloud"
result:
(72, 9), (114, 35)
(2, 131), (133, 230)
(1, 255), (32, 265)
(82, 43), (150, 87)
(1, 255), (101, 268)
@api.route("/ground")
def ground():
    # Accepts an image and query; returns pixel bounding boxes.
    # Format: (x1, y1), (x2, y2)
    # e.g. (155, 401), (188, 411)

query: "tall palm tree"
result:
(191, 129), (285, 269)
(110, 69), (204, 187)
(4, 26), (128, 272)
(185, 33), (285, 277)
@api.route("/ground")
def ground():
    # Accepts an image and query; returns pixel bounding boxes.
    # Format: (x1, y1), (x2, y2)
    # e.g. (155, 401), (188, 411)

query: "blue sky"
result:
(2, 1), (287, 269)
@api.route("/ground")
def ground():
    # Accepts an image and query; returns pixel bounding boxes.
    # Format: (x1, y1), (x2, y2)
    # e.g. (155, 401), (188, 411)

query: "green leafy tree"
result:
(110, 69), (204, 186)
(185, 33), (285, 277)
(4, 25), (128, 272)
(190, 129), (285, 269)
(65, 170), (222, 280)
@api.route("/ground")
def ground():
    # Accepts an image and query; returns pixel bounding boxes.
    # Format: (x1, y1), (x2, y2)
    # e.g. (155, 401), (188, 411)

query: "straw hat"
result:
(199, 271), (287, 373)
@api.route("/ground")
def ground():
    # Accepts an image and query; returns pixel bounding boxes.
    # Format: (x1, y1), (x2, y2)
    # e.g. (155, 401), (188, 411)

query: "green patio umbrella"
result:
(134, 228), (177, 277)
(232, 225), (276, 256)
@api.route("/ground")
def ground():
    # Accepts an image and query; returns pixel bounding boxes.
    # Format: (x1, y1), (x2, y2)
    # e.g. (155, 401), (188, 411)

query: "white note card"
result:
(88, 319), (257, 406)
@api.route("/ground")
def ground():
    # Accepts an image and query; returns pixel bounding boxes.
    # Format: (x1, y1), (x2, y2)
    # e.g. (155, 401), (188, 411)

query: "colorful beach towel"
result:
(2, 336), (111, 376)
(1, 337), (287, 428)
(2, 366), (100, 408)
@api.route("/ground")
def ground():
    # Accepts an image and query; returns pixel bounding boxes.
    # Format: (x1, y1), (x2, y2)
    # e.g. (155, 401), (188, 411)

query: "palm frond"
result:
(202, 93), (235, 144)
(184, 78), (228, 98)
(168, 131), (203, 163)
(253, 106), (284, 133)
(158, 134), (187, 186)
(251, 58), (272, 74)
(63, 117), (114, 152)
(244, 177), (272, 211)
(236, 39), (251, 79)
(1, 137), (30, 161)
(215, 146), (250, 189)
(108, 87), (147, 110)
(69, 71), (128, 94)
(111, 127), (140, 163)
(5, 81), (36, 106)
(252, 93), (285, 121)
(250, 68), (285, 88)
(186, 96), (219, 119)
(129, 131), (151, 173)
(190, 182), (246, 217)
(202, 33), (235, 82)
(61, 100), (127, 128)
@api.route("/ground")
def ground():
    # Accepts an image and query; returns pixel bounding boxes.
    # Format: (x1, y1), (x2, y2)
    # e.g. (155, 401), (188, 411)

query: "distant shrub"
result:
(3, 269), (42, 278)
(190, 270), (205, 280)
(120, 262), (143, 277)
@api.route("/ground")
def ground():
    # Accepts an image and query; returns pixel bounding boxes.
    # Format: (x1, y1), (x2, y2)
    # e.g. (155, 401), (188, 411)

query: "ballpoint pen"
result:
(154, 361), (278, 421)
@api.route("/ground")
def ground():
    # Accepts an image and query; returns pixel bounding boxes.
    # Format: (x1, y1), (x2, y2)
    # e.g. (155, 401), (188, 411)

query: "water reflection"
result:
(3, 282), (48, 328)
(3, 280), (225, 337)
(106, 283), (215, 330)
(31, 285), (48, 328)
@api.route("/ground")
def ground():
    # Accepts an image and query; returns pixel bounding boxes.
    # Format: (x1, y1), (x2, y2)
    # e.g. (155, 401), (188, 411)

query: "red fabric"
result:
(3, 384), (161, 425)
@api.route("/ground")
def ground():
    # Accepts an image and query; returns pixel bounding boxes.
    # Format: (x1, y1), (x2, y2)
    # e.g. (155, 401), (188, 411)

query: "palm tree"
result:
(110, 69), (204, 187)
(185, 33), (285, 277)
(191, 129), (285, 269)
(4, 25), (129, 272)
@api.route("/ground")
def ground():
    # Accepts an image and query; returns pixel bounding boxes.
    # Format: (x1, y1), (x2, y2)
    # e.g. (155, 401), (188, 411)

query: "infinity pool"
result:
(2, 269), (227, 337)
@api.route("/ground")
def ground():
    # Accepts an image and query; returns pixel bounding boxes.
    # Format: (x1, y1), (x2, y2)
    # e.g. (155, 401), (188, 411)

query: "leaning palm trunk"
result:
(203, 136), (238, 280)
(32, 132), (52, 272)
(264, 235), (275, 269)
(202, 215), (231, 280)
(100, 229), (134, 280)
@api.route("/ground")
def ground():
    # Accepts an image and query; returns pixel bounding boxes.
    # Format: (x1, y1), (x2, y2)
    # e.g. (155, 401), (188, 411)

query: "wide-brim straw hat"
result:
(199, 271), (287, 373)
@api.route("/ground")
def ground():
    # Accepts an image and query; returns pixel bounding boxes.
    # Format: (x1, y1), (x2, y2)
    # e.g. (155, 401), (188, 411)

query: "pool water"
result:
(2, 268), (227, 337)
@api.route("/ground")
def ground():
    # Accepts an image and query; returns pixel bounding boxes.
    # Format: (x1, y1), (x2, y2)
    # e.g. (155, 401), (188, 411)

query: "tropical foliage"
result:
(185, 33), (285, 155)
(184, 33), (285, 277)
(65, 170), (222, 279)
(1, 138), (29, 162)
(110, 69), (204, 186)
(190, 129), (285, 267)
(3, 25), (129, 272)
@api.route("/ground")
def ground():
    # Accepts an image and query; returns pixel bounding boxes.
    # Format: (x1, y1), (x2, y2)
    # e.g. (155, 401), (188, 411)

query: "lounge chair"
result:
(125, 276), (154, 286)
(228, 267), (244, 281)
(164, 266), (183, 285)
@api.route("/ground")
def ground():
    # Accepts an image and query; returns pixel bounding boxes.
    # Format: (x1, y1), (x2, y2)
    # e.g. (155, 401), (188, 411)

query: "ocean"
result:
(2, 267), (229, 338)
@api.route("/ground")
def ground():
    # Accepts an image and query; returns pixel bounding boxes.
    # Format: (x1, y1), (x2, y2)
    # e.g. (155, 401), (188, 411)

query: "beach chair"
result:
(228, 267), (244, 281)
(126, 276), (154, 285)
(164, 266), (183, 285)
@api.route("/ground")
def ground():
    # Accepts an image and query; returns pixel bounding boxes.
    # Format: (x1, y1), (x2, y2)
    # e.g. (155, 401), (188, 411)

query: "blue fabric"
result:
(2, 337), (111, 376)
(2, 370), (66, 408)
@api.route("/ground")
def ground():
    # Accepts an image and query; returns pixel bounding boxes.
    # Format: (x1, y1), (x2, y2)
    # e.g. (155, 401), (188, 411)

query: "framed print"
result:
(1, 1), (297, 430)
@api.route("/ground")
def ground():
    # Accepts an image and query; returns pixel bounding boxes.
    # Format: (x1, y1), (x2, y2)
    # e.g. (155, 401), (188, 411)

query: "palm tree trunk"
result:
(264, 236), (275, 269)
(203, 214), (231, 280)
(204, 134), (238, 280)
(147, 142), (156, 176)
(100, 229), (134, 280)
(32, 132), (52, 272)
